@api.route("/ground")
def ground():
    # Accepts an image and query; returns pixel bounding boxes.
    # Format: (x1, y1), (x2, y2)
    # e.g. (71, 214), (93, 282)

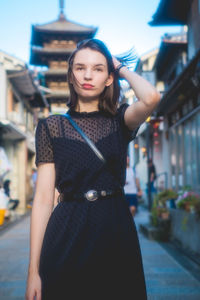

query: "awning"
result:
(0, 120), (27, 141)
(7, 70), (48, 108)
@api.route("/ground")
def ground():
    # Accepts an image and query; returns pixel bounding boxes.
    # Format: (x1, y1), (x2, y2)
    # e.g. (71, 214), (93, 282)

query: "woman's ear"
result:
(105, 72), (114, 87)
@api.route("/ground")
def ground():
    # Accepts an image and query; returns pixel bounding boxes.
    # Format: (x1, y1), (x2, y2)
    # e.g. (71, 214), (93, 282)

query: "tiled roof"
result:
(34, 16), (97, 33)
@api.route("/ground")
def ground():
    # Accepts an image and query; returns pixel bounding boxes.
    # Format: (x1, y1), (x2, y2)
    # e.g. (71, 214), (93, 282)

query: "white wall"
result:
(0, 64), (7, 119)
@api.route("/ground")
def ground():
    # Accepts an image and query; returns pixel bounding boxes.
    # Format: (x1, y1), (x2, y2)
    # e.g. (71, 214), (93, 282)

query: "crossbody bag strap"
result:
(62, 113), (122, 188)
(63, 113), (106, 163)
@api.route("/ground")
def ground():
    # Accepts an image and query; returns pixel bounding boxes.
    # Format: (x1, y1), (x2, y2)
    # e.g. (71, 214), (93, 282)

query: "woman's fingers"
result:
(112, 55), (121, 69)
(25, 273), (42, 300)
(36, 289), (42, 300)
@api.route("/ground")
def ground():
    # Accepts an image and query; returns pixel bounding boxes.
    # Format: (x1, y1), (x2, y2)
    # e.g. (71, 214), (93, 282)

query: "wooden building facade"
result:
(150, 0), (200, 192)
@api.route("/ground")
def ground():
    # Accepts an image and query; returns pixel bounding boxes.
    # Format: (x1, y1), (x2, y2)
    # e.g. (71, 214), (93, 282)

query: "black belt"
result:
(59, 188), (123, 202)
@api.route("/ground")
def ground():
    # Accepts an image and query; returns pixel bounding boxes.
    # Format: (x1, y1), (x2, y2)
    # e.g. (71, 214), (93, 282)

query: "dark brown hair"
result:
(67, 39), (121, 115)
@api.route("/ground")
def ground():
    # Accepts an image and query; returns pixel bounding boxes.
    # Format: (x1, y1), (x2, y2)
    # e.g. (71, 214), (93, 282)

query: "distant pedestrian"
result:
(125, 156), (142, 216)
(148, 158), (157, 194)
(26, 38), (160, 300)
(3, 179), (19, 211)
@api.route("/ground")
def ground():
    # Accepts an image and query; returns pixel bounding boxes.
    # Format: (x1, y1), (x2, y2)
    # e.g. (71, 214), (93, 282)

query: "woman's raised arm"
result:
(113, 56), (161, 130)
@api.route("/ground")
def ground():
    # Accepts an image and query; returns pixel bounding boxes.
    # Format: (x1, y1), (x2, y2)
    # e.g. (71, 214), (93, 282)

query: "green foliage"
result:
(156, 189), (178, 204)
(151, 192), (171, 226)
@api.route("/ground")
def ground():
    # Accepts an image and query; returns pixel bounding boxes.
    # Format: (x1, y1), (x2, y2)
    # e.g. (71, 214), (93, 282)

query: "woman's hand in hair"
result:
(112, 56), (127, 77)
(112, 56), (121, 69)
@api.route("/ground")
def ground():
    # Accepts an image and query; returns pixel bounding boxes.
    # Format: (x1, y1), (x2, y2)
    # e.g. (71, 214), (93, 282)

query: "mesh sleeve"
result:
(118, 103), (140, 143)
(35, 119), (54, 167)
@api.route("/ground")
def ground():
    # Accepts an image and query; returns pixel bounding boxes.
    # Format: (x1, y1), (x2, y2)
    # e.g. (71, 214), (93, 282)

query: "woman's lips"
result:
(82, 84), (94, 89)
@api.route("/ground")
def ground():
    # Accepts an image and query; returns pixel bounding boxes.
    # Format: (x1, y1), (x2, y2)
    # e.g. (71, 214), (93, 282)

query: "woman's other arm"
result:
(26, 163), (55, 300)
(122, 68), (160, 129)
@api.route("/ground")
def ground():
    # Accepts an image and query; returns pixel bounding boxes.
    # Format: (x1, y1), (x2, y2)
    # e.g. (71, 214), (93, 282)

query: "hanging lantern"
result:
(141, 147), (147, 153)
(153, 132), (159, 137)
(134, 143), (139, 149)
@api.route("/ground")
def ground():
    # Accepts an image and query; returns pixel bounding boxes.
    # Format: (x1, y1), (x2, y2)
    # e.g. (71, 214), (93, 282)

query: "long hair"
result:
(67, 39), (137, 115)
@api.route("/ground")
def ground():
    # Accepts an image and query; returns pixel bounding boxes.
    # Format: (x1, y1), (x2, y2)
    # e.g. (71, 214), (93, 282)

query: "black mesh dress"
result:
(35, 103), (147, 300)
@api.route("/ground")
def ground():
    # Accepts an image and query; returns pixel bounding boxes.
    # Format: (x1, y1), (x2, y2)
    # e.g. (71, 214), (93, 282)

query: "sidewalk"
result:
(135, 207), (200, 300)
(0, 209), (200, 299)
(0, 215), (29, 300)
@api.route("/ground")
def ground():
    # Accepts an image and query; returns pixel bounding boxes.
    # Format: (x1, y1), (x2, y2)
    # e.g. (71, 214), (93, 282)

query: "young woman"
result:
(26, 39), (160, 300)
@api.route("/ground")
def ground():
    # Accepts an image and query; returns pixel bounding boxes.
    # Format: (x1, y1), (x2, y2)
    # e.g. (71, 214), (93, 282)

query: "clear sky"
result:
(0, 0), (182, 65)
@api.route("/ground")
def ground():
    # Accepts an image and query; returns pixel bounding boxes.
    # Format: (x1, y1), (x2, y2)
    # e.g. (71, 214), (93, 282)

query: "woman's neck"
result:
(75, 98), (99, 113)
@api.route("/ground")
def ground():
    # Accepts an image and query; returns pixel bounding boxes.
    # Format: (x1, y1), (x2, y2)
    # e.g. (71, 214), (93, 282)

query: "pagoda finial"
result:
(59, 0), (66, 20)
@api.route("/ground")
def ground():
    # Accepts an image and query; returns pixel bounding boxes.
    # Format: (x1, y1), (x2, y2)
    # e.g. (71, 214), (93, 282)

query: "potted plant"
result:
(151, 194), (170, 226)
(156, 189), (178, 207)
(159, 207), (170, 220)
(176, 191), (200, 213)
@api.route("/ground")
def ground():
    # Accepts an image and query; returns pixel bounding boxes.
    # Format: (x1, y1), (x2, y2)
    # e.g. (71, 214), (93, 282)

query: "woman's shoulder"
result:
(41, 114), (64, 138)
(115, 103), (129, 121)
(44, 113), (64, 125)
(117, 103), (129, 114)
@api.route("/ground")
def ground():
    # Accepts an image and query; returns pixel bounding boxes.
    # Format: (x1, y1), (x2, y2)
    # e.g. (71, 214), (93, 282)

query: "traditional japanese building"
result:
(150, 0), (200, 192)
(30, 0), (97, 114)
(0, 50), (45, 214)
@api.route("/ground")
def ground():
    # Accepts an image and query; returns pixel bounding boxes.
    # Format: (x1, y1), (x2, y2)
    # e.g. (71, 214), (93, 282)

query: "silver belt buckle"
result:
(85, 190), (98, 201)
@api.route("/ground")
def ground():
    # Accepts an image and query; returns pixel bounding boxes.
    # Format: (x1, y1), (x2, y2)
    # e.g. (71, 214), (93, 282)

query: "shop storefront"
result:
(169, 104), (200, 192)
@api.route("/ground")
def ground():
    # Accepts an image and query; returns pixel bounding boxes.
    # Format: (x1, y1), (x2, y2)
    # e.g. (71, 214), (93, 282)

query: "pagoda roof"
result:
(31, 15), (97, 46)
(44, 68), (68, 76)
(45, 90), (70, 98)
(30, 46), (73, 66)
(149, 0), (191, 26)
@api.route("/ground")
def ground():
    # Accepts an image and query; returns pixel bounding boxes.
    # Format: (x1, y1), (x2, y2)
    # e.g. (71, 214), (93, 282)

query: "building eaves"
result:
(153, 34), (187, 80)
(156, 49), (200, 115)
(30, 47), (73, 66)
(7, 69), (48, 108)
(31, 17), (98, 46)
(33, 18), (97, 33)
(149, 0), (191, 26)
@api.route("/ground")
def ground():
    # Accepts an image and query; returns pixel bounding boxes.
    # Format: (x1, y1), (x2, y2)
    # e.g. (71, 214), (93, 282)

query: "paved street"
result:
(135, 210), (200, 300)
(0, 210), (200, 300)
(0, 216), (29, 300)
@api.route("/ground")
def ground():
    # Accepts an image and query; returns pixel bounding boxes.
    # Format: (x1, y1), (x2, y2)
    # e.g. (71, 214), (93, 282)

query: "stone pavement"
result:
(0, 215), (29, 300)
(0, 209), (200, 299)
(134, 208), (200, 300)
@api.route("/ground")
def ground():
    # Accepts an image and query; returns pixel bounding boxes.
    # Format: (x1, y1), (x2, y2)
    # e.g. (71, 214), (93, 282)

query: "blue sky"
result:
(0, 0), (182, 65)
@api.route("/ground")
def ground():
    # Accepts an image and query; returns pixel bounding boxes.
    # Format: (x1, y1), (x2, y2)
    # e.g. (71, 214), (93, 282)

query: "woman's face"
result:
(71, 48), (113, 101)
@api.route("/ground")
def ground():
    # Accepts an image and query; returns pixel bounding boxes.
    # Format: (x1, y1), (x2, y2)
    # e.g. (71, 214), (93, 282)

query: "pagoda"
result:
(30, 0), (97, 113)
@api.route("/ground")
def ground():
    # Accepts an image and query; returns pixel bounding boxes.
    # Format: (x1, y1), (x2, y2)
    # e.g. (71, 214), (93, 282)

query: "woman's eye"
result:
(95, 68), (103, 72)
(77, 67), (83, 70)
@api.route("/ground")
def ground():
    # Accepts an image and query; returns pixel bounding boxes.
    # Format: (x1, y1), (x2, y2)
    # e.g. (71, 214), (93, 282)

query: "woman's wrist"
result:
(116, 65), (129, 78)
(28, 264), (39, 275)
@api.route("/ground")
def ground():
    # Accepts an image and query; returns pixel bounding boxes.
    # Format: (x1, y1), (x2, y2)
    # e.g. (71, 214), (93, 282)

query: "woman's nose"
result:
(84, 68), (92, 80)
